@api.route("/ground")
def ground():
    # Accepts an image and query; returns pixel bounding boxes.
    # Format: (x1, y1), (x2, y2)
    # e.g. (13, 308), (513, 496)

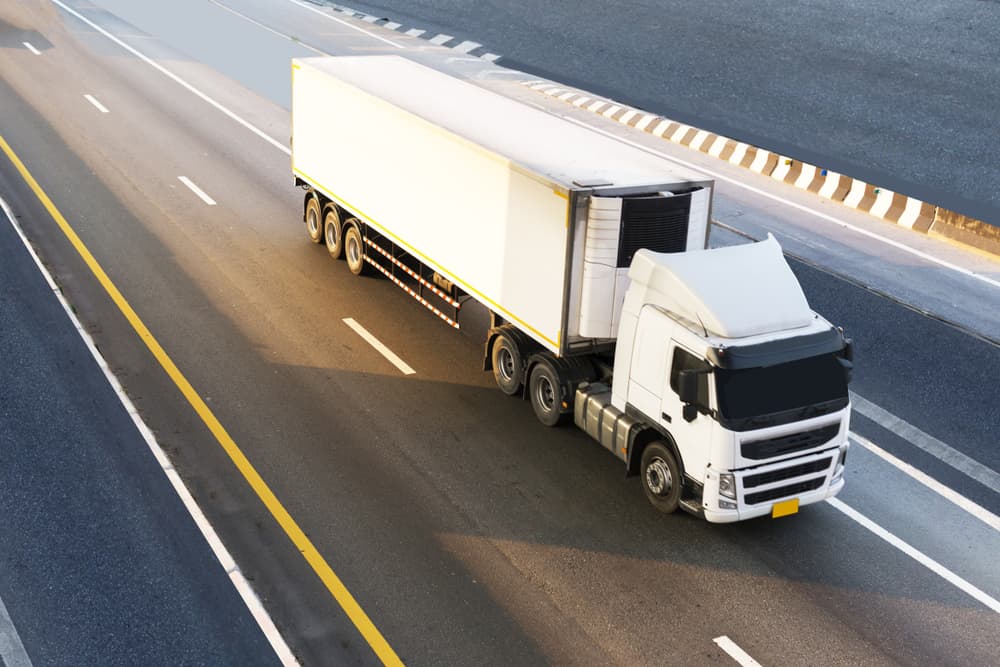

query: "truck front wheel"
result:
(528, 360), (568, 427)
(344, 222), (366, 276)
(640, 443), (681, 514)
(305, 194), (323, 244)
(491, 334), (523, 396)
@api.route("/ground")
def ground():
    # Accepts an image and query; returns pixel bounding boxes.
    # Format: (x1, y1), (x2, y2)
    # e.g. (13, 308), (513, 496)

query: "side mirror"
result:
(838, 357), (854, 385)
(682, 404), (699, 422)
(678, 369), (700, 405)
(843, 337), (854, 362)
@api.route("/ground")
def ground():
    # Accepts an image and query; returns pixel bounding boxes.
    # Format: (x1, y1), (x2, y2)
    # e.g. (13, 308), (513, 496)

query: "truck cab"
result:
(619, 301), (850, 521)
(576, 236), (852, 521)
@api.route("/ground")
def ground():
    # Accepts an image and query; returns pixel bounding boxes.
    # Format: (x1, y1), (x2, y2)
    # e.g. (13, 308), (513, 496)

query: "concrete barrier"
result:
(524, 81), (997, 257)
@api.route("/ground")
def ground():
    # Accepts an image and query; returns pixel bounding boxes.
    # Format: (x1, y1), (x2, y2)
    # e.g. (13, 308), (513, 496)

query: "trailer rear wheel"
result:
(305, 194), (323, 244)
(491, 333), (523, 396)
(323, 205), (343, 260)
(529, 359), (568, 427)
(640, 443), (681, 514)
(344, 222), (366, 276)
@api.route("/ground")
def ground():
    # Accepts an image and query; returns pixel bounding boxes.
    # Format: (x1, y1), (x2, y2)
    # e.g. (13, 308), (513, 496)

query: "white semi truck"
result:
(292, 56), (853, 522)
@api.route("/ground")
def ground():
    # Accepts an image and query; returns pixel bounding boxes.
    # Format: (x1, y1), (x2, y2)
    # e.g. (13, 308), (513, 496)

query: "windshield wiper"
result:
(740, 414), (777, 429)
(797, 404), (822, 420)
(797, 398), (847, 420)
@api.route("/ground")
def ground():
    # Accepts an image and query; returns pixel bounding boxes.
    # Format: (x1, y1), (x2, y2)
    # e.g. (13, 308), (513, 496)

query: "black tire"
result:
(323, 205), (343, 260)
(528, 359), (568, 427)
(343, 222), (366, 276)
(305, 194), (323, 244)
(640, 442), (681, 514)
(491, 333), (523, 396)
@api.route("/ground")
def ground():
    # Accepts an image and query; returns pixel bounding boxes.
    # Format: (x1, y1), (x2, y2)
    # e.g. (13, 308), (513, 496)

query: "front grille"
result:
(616, 193), (691, 267)
(741, 423), (840, 460)
(744, 477), (825, 505)
(743, 458), (833, 488)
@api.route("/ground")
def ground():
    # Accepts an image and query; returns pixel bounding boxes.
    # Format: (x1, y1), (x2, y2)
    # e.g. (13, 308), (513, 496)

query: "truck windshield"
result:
(715, 353), (848, 424)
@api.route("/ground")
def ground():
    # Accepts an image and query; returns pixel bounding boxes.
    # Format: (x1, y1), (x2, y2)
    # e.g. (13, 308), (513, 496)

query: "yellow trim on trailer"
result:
(294, 166), (563, 350)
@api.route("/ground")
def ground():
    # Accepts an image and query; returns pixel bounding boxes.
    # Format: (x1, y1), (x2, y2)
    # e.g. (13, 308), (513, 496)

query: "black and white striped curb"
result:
(313, 1), (501, 62)
(518, 80), (1000, 260)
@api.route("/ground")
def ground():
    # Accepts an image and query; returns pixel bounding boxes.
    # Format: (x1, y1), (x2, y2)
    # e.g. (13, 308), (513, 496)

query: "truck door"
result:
(660, 343), (713, 480)
(626, 307), (673, 421)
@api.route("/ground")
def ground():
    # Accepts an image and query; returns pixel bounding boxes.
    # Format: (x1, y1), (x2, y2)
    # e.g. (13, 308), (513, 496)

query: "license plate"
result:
(772, 498), (799, 518)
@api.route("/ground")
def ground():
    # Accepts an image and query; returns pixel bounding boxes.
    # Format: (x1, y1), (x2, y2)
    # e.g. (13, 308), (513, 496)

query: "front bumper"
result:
(703, 476), (844, 523)
(701, 447), (846, 523)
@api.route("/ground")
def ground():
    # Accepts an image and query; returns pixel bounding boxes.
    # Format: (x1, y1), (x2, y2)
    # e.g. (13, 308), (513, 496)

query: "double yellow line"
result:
(0, 136), (403, 667)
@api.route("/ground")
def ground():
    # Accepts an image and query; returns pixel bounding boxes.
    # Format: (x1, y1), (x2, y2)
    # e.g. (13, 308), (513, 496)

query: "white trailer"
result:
(292, 56), (853, 522)
(292, 56), (713, 353)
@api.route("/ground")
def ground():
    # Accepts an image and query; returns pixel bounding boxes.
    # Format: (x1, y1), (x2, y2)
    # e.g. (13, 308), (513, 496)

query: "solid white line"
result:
(0, 196), (297, 665)
(207, 0), (327, 55)
(22, 41), (41, 56)
(850, 432), (1000, 531)
(178, 176), (217, 206)
(282, 0), (404, 48)
(83, 94), (109, 113)
(851, 392), (1000, 493)
(0, 592), (33, 667)
(50, 0), (291, 156)
(827, 498), (1000, 614)
(556, 113), (1000, 290)
(713, 636), (762, 667)
(342, 318), (415, 375)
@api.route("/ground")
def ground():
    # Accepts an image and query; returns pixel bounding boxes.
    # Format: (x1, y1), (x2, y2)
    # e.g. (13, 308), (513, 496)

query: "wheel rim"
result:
(497, 346), (516, 383)
(645, 457), (673, 496)
(534, 373), (556, 413)
(347, 234), (361, 265)
(307, 206), (319, 236)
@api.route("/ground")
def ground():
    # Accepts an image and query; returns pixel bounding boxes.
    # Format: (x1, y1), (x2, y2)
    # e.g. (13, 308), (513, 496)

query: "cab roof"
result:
(628, 236), (814, 339)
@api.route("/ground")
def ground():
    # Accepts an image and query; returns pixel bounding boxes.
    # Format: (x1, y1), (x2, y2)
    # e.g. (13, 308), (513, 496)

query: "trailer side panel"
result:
(292, 60), (570, 352)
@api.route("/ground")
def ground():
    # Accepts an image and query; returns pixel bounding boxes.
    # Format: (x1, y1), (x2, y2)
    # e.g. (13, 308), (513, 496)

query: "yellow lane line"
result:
(0, 135), (404, 667)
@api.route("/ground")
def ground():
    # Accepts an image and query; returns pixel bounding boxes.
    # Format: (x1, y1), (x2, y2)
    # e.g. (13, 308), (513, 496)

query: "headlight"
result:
(719, 473), (736, 500)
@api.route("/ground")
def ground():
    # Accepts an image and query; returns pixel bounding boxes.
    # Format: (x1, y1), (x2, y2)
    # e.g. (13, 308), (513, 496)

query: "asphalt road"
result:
(1, 1), (997, 665)
(0, 157), (278, 664)
(327, 0), (1000, 225)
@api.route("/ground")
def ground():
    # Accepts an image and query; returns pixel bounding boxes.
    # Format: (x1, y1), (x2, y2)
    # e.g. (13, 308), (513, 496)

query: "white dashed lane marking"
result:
(178, 176), (217, 206)
(342, 318), (416, 375)
(84, 94), (109, 113)
(713, 636), (762, 667)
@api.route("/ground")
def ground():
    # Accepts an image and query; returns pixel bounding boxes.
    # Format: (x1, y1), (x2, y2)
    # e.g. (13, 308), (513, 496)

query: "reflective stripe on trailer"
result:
(364, 237), (461, 308)
(362, 252), (461, 329)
